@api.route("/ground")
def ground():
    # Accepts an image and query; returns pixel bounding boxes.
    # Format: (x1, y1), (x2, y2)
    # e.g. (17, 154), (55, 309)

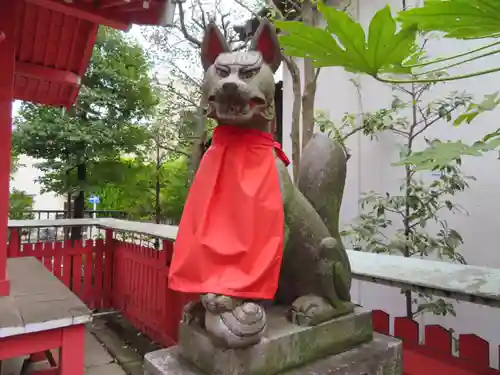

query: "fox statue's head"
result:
(200, 19), (282, 130)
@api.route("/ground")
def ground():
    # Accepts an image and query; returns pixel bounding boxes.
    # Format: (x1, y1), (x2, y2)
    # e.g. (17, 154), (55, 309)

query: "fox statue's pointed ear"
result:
(249, 18), (282, 73)
(201, 23), (231, 71)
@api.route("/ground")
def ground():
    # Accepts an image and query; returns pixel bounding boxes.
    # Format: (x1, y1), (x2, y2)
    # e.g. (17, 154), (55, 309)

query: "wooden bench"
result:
(0, 257), (91, 374)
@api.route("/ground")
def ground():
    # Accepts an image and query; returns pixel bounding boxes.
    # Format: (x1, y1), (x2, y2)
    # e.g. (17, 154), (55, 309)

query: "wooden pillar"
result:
(0, 0), (19, 296)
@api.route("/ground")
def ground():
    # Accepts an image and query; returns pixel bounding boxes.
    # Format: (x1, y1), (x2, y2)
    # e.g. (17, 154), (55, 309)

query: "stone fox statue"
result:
(168, 18), (353, 349)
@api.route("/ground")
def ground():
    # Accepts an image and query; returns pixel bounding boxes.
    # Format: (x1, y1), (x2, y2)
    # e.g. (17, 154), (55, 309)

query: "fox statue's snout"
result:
(212, 75), (252, 112)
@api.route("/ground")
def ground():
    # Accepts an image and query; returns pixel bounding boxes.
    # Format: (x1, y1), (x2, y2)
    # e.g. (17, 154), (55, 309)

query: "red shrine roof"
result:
(13, 0), (168, 108)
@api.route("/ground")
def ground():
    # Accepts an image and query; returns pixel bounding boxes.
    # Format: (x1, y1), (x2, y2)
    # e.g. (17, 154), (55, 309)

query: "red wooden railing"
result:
(7, 227), (500, 373)
(8, 229), (112, 309)
(373, 310), (500, 375)
(111, 238), (188, 346)
(7, 228), (190, 347)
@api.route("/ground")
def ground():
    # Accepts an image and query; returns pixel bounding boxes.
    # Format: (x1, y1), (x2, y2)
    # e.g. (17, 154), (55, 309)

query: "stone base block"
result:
(179, 307), (372, 375)
(144, 333), (402, 375)
(144, 307), (403, 375)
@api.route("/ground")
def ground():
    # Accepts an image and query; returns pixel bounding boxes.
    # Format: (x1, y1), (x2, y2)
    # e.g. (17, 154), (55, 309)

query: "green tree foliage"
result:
(10, 153), (20, 176)
(149, 92), (201, 158)
(160, 157), (190, 221)
(276, 4), (417, 76)
(12, 27), (158, 222)
(313, 47), (475, 317)
(340, 86), (473, 318)
(87, 157), (189, 223)
(9, 150), (34, 220)
(277, 0), (500, 168)
(9, 189), (34, 220)
(278, 0), (500, 81)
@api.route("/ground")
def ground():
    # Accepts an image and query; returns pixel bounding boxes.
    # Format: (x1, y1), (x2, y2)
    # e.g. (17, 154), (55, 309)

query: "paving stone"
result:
(84, 331), (114, 368)
(26, 330), (125, 375)
(85, 362), (126, 375)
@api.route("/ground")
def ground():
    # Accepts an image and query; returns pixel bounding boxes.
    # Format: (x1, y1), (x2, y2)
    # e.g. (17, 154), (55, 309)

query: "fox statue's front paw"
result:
(204, 301), (267, 349)
(200, 293), (243, 313)
(290, 294), (354, 326)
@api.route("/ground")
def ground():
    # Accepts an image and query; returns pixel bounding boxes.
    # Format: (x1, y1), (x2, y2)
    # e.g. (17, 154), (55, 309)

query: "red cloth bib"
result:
(168, 125), (289, 300)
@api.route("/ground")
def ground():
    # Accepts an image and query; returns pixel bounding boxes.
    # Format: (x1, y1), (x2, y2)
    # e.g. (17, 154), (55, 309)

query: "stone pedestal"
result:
(144, 308), (403, 375)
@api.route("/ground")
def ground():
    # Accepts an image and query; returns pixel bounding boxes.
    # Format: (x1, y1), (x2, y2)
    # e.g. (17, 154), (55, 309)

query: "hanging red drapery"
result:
(169, 125), (289, 299)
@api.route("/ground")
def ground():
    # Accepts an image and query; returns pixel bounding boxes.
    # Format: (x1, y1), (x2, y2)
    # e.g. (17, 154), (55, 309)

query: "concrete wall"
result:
(282, 0), (500, 366)
(10, 155), (65, 212)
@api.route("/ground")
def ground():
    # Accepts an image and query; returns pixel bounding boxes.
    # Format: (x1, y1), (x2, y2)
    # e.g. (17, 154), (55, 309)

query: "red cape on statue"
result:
(168, 124), (290, 300)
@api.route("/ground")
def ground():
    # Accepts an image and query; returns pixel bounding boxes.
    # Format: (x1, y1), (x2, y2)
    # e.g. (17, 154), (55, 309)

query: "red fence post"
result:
(425, 325), (452, 356)
(459, 334), (490, 371)
(54, 241), (63, 280)
(7, 229), (20, 258)
(163, 239), (173, 265)
(71, 239), (84, 299)
(394, 316), (419, 344)
(162, 239), (197, 344)
(83, 239), (94, 306)
(372, 310), (390, 335)
(61, 240), (73, 289)
(104, 229), (114, 307)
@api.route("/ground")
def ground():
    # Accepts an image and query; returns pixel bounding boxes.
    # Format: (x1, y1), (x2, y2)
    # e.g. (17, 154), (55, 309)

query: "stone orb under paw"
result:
(204, 302), (267, 349)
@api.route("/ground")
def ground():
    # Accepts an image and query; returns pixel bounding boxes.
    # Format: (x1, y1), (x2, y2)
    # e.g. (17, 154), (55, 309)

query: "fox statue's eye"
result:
(239, 67), (260, 80)
(215, 67), (229, 78)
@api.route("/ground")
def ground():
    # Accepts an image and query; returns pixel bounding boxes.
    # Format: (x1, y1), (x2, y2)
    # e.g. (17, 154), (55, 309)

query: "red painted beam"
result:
(119, 1), (159, 13)
(67, 23), (98, 108)
(16, 62), (80, 85)
(99, 0), (133, 9)
(24, 0), (130, 31)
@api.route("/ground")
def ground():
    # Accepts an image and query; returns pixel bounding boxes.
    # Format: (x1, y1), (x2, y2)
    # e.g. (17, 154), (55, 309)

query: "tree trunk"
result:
(154, 142), (162, 250)
(71, 163), (86, 241)
(188, 105), (206, 184)
(284, 56), (302, 182)
(300, 0), (317, 152)
(274, 82), (283, 145)
(155, 141), (161, 225)
(64, 167), (72, 240)
(66, 193), (72, 218)
(64, 191), (72, 240)
(301, 61), (316, 152)
(404, 83), (418, 319)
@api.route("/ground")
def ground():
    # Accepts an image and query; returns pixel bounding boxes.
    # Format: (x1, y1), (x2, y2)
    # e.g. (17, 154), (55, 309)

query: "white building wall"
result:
(10, 155), (65, 212)
(282, 0), (500, 366)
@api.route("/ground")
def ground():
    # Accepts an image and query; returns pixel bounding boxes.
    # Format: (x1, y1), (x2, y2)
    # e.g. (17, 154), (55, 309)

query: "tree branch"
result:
(168, 61), (202, 87)
(412, 104), (462, 140)
(232, 0), (258, 15)
(342, 125), (365, 141)
(157, 83), (199, 108)
(158, 143), (190, 156)
(178, 2), (201, 48)
(314, 67), (321, 84)
(266, 0), (285, 20)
